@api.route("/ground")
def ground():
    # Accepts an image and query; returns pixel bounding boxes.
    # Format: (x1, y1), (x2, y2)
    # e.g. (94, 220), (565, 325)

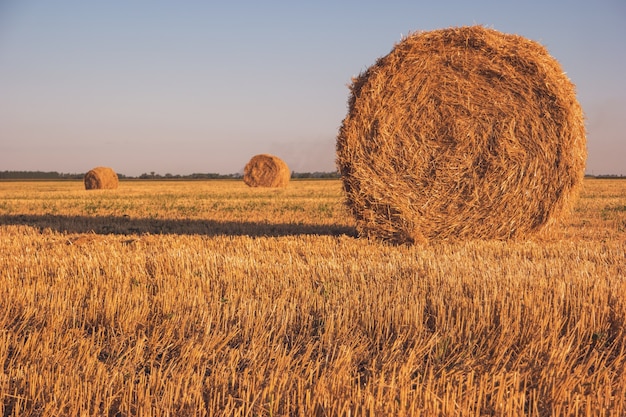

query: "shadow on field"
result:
(0, 214), (357, 238)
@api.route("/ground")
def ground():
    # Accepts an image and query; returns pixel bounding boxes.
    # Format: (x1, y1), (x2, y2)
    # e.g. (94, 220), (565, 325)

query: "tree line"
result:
(0, 170), (340, 180)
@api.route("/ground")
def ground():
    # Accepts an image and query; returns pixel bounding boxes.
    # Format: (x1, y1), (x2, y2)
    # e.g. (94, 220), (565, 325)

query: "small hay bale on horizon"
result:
(84, 166), (119, 190)
(336, 25), (587, 244)
(243, 154), (291, 188)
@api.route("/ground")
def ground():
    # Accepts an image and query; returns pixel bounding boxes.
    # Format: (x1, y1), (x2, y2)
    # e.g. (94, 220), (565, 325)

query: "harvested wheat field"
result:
(337, 26), (586, 244)
(0, 178), (625, 416)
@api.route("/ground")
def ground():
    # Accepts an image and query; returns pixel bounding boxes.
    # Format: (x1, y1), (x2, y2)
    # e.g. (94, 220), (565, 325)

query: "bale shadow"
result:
(0, 214), (357, 238)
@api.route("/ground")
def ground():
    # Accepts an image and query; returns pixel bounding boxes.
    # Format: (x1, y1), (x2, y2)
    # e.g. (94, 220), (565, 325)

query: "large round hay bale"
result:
(84, 167), (119, 190)
(243, 154), (290, 188)
(336, 26), (586, 244)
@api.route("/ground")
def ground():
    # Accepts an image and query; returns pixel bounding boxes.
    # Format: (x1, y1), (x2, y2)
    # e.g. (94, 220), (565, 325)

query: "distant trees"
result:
(137, 172), (243, 179)
(291, 171), (340, 179)
(6, 171), (624, 180)
(0, 171), (84, 180)
(1, 170), (342, 180)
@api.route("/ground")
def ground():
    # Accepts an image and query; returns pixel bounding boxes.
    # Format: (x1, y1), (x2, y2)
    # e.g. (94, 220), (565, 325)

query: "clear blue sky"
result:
(1, 0), (624, 176)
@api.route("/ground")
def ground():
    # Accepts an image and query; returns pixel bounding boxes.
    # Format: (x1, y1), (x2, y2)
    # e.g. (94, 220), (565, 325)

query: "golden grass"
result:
(0, 179), (624, 416)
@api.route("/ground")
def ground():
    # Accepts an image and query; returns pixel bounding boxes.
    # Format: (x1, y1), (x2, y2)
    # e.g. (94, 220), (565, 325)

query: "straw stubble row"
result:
(1, 226), (624, 415)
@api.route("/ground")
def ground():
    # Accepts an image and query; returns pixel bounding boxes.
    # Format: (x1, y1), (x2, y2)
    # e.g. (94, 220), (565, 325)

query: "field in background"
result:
(1, 179), (625, 416)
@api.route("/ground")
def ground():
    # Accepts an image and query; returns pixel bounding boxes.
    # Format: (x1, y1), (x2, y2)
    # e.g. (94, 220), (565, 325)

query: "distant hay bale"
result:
(243, 154), (290, 188)
(336, 25), (587, 244)
(84, 167), (119, 190)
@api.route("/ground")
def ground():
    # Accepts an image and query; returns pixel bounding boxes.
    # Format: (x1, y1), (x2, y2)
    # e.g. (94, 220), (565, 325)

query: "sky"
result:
(0, 0), (625, 176)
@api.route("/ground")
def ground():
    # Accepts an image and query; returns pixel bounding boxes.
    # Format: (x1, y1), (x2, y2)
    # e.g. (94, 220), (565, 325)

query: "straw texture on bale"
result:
(336, 25), (587, 244)
(84, 167), (119, 190)
(243, 154), (290, 188)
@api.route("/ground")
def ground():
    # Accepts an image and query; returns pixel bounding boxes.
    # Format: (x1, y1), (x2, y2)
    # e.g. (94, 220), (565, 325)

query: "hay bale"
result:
(243, 154), (290, 188)
(336, 25), (586, 244)
(84, 167), (119, 190)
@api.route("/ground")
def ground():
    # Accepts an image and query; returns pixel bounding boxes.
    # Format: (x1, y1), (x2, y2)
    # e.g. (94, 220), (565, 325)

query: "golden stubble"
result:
(0, 179), (624, 416)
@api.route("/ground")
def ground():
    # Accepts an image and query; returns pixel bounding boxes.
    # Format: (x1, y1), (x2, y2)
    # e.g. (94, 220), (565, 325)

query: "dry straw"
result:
(84, 167), (119, 190)
(243, 154), (291, 188)
(336, 25), (587, 244)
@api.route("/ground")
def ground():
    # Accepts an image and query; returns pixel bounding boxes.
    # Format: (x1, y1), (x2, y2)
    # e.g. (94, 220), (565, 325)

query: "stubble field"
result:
(0, 179), (625, 416)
